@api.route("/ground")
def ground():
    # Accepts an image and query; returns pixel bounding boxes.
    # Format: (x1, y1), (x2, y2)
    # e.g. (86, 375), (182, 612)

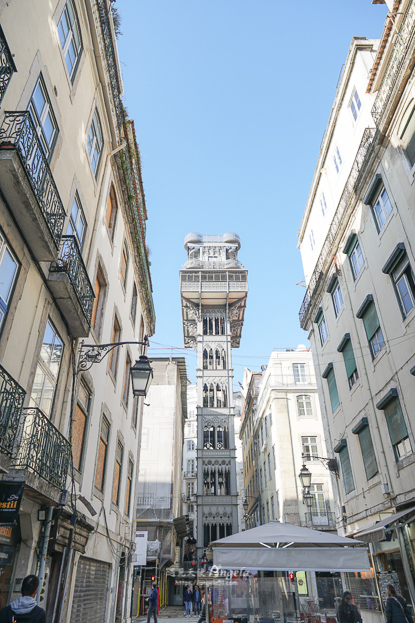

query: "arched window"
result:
(215, 317), (220, 335)
(209, 384), (214, 408)
(221, 349), (226, 369)
(399, 99), (415, 166)
(220, 317), (225, 335)
(216, 384), (222, 408)
(217, 468), (225, 495)
(222, 385), (228, 408)
(203, 318), (208, 335)
(217, 426), (224, 448)
(208, 317), (213, 335)
(203, 426), (214, 449)
(203, 349), (208, 370)
(297, 394), (313, 416)
(215, 349), (220, 369)
(209, 349), (214, 369)
(203, 384), (208, 407)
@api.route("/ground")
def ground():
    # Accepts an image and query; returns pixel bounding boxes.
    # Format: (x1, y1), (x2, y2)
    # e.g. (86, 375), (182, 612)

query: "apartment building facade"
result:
(0, 2), (154, 622)
(298, 5), (415, 612)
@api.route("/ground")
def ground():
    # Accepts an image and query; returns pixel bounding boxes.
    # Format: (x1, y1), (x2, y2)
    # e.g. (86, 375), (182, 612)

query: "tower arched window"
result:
(216, 384), (222, 408)
(209, 349), (214, 369)
(215, 349), (220, 369)
(203, 318), (208, 335)
(203, 384), (208, 407)
(203, 349), (208, 370)
(203, 425), (214, 449)
(221, 350), (226, 369)
(217, 468), (225, 495)
(208, 317), (213, 335)
(209, 384), (214, 408)
(222, 385), (228, 408)
(215, 317), (220, 335)
(220, 317), (225, 335)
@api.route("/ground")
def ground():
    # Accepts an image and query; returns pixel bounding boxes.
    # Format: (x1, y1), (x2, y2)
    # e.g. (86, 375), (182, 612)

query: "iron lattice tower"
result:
(180, 233), (248, 553)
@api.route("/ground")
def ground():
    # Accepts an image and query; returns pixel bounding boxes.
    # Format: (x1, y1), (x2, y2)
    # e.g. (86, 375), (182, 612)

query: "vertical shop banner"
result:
(0, 482), (24, 525)
(135, 531), (148, 565)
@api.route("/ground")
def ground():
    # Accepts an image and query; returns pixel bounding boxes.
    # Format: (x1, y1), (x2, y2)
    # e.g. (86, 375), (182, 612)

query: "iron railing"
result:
(299, 128), (377, 329)
(0, 25), (16, 105)
(13, 407), (70, 490)
(0, 111), (65, 247)
(137, 494), (154, 506)
(304, 512), (336, 529)
(0, 365), (26, 456)
(50, 235), (95, 325)
(372, 0), (415, 126)
(96, 0), (123, 132)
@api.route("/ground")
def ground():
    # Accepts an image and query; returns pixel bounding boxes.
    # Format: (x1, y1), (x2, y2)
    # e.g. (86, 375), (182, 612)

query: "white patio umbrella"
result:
(211, 521), (370, 572)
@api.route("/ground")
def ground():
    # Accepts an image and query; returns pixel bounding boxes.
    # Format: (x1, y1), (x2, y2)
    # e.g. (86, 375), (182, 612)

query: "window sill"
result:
(334, 304), (346, 325)
(371, 346), (387, 370)
(351, 263), (366, 290)
(108, 368), (117, 388)
(401, 304), (415, 331)
(397, 452), (415, 472)
(93, 486), (104, 502)
(348, 378), (361, 398)
(374, 209), (395, 243)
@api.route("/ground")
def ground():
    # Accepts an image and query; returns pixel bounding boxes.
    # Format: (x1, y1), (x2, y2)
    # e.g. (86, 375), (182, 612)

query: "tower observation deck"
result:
(180, 233), (248, 554)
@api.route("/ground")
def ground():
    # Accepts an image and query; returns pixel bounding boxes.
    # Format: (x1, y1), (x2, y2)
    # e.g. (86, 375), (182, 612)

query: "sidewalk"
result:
(135, 605), (201, 621)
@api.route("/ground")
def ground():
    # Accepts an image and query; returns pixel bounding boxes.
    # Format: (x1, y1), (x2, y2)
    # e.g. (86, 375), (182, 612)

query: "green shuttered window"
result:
(362, 303), (380, 340)
(358, 425), (378, 480)
(339, 445), (355, 494)
(327, 369), (340, 413)
(343, 340), (357, 378)
(384, 399), (408, 447)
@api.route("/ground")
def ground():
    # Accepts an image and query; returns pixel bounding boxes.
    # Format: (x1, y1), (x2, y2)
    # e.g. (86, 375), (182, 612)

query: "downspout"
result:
(37, 506), (53, 604)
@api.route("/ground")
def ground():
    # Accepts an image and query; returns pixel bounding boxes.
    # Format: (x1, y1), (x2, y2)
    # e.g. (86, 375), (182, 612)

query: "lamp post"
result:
(298, 464), (312, 492)
(242, 495), (263, 526)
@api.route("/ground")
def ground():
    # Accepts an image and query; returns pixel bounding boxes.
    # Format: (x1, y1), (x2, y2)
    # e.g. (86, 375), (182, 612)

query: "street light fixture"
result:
(130, 355), (153, 397)
(298, 464), (312, 491)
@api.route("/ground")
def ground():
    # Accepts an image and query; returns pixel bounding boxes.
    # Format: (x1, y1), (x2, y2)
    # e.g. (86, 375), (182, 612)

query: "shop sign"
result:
(0, 482), (24, 525)
(134, 531), (148, 566)
(0, 525), (14, 545)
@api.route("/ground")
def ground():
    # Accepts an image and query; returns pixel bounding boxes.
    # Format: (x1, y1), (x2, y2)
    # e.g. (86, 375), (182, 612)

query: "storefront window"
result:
(0, 522), (21, 605)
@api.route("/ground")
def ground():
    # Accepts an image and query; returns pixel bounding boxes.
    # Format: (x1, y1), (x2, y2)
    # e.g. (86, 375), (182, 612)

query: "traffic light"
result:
(288, 573), (296, 582)
(151, 576), (155, 582)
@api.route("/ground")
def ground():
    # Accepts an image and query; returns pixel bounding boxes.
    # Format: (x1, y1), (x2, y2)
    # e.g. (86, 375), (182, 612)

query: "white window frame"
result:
(302, 436), (318, 461)
(320, 193), (327, 216)
(293, 363), (307, 384)
(350, 241), (364, 279)
(297, 394), (313, 417)
(87, 108), (104, 177)
(318, 316), (328, 346)
(349, 87), (362, 123)
(67, 192), (86, 250)
(28, 75), (58, 159)
(58, 0), (82, 81)
(332, 282), (344, 317)
(372, 185), (392, 232)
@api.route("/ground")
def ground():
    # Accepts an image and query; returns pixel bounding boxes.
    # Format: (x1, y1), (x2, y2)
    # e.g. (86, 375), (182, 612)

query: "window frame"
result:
(293, 363), (307, 384)
(302, 436), (318, 461)
(30, 318), (64, 417)
(356, 297), (385, 360)
(322, 364), (340, 413)
(67, 192), (86, 250)
(57, 0), (83, 82)
(349, 87), (362, 123)
(28, 75), (59, 160)
(318, 315), (328, 346)
(112, 439), (124, 506)
(72, 379), (91, 472)
(377, 391), (412, 462)
(125, 458), (134, 516)
(352, 418), (378, 480)
(372, 185), (393, 232)
(0, 232), (19, 337)
(94, 415), (110, 492)
(87, 108), (104, 178)
(335, 441), (355, 495)
(297, 394), (313, 417)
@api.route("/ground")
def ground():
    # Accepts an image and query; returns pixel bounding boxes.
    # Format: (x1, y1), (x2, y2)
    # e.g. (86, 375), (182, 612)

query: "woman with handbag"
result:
(386, 584), (413, 623)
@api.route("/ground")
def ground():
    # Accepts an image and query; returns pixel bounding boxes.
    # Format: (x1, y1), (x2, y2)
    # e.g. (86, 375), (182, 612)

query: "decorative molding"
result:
(183, 301), (199, 320)
(203, 415), (229, 427)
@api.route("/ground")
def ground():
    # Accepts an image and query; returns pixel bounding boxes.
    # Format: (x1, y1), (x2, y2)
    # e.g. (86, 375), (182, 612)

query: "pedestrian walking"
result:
(146, 582), (158, 623)
(338, 592), (362, 623)
(0, 575), (46, 623)
(184, 585), (193, 618)
(386, 584), (413, 623)
(197, 588), (206, 623)
(194, 586), (201, 616)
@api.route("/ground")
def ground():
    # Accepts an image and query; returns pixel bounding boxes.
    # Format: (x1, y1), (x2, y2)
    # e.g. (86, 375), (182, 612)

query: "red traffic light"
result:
(289, 573), (296, 581)
(151, 576), (155, 581)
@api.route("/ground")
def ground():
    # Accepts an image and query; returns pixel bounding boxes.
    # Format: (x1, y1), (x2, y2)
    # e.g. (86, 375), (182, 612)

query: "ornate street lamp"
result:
(243, 497), (248, 512)
(130, 355), (153, 397)
(298, 464), (312, 491)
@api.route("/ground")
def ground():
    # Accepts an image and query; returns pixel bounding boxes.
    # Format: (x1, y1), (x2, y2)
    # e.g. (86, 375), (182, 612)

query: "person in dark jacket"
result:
(184, 586), (194, 618)
(338, 592), (362, 623)
(386, 584), (413, 623)
(197, 588), (206, 623)
(146, 582), (158, 623)
(194, 586), (201, 616)
(0, 575), (46, 623)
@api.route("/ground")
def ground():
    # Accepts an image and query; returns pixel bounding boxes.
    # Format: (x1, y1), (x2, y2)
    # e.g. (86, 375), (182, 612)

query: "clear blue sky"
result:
(117, 1), (387, 386)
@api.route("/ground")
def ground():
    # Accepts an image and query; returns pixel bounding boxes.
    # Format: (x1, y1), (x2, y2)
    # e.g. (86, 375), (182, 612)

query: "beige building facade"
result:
(0, 2), (154, 622)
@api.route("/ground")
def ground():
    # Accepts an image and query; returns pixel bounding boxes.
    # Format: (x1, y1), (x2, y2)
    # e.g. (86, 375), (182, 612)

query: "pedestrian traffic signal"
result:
(288, 573), (296, 582)
(151, 576), (155, 581)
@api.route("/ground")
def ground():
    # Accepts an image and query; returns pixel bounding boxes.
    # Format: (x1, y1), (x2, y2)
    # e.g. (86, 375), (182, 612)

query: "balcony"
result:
(0, 25), (17, 105)
(304, 512), (336, 530)
(184, 471), (196, 479)
(13, 407), (70, 491)
(0, 365), (26, 459)
(48, 236), (95, 337)
(0, 111), (65, 261)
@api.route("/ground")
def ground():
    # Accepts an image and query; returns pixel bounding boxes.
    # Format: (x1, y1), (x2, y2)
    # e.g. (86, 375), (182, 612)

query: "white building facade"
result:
(299, 6), (415, 614)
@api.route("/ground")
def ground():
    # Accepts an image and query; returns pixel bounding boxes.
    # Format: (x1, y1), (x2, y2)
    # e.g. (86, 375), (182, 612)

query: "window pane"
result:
(73, 404), (87, 471)
(32, 82), (46, 118)
(0, 248), (17, 304)
(112, 461), (121, 505)
(95, 438), (107, 490)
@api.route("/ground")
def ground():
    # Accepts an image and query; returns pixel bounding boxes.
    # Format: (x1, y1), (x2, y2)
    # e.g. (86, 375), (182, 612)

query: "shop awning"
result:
(211, 521), (370, 572)
(354, 506), (415, 543)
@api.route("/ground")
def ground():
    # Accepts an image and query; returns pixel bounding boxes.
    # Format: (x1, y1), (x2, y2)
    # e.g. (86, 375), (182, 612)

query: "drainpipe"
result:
(37, 506), (53, 604)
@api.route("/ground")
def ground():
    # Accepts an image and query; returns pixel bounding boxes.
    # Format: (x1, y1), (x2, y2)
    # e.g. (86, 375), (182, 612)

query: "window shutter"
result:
(343, 340), (357, 378)
(384, 399), (408, 446)
(339, 446), (355, 494)
(358, 426), (378, 480)
(327, 369), (340, 412)
(363, 303), (380, 340)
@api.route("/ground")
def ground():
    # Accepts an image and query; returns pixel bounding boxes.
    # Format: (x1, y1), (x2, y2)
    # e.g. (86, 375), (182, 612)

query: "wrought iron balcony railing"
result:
(304, 511), (336, 529)
(0, 111), (66, 247)
(96, 0), (123, 132)
(372, 0), (415, 127)
(50, 236), (95, 325)
(299, 128), (377, 329)
(0, 365), (26, 456)
(137, 494), (154, 506)
(0, 25), (16, 105)
(13, 407), (70, 490)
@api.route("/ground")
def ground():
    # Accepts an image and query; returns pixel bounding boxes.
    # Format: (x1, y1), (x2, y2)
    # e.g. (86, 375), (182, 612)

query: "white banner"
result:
(135, 531), (148, 566)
